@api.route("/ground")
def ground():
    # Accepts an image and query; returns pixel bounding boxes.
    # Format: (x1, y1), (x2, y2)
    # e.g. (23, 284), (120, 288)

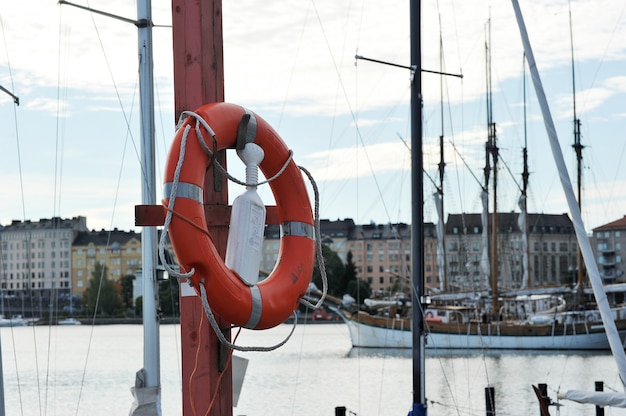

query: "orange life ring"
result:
(163, 102), (315, 330)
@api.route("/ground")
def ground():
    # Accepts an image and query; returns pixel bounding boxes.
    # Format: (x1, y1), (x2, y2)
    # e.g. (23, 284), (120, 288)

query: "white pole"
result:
(137, 0), (160, 391)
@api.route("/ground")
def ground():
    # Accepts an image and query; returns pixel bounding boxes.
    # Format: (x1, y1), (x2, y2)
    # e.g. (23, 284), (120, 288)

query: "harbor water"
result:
(2, 323), (626, 415)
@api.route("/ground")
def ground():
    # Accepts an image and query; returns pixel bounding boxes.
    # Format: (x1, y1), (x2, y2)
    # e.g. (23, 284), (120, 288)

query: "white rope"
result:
(159, 123), (194, 280)
(198, 283), (297, 352)
(298, 165), (328, 310)
(177, 110), (294, 187)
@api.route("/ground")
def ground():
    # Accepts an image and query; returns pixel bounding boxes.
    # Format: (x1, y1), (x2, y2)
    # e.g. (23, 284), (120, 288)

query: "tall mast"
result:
(409, 0), (427, 413)
(437, 21), (447, 292)
(136, 0), (160, 394)
(569, 2), (585, 302)
(485, 20), (499, 317)
(521, 53), (530, 289)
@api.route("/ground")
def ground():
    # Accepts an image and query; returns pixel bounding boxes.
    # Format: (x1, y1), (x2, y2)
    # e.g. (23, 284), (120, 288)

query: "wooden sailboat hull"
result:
(340, 310), (626, 350)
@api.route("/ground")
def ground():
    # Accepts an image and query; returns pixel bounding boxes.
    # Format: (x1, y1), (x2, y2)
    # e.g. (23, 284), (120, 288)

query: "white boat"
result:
(0, 315), (27, 327)
(58, 317), (82, 326)
(337, 305), (626, 350)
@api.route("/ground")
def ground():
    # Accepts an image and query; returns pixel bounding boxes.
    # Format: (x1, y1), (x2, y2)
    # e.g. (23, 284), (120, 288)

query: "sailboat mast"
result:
(521, 53), (531, 289)
(569, 3), (585, 300)
(437, 27), (447, 292)
(485, 21), (499, 317)
(409, 0), (427, 413)
(137, 0), (160, 391)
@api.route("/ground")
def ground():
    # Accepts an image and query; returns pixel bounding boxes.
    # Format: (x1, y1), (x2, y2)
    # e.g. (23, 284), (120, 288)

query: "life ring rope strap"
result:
(246, 285), (263, 328)
(180, 109), (294, 189)
(280, 221), (316, 240)
(236, 111), (257, 150)
(199, 283), (297, 352)
(294, 165), (327, 311)
(163, 181), (203, 204)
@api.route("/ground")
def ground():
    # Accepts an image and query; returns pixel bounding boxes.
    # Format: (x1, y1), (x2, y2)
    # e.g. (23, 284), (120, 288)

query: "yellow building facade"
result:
(71, 229), (142, 296)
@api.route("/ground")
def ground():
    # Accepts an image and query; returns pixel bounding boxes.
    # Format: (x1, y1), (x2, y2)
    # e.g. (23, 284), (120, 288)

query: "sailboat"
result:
(332, 9), (626, 352)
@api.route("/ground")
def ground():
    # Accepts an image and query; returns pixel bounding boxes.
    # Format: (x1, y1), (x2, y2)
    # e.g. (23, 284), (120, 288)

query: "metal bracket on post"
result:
(218, 327), (231, 372)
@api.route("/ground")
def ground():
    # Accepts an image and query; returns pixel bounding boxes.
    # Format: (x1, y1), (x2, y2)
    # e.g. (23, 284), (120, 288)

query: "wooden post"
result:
(595, 381), (604, 416)
(171, 1), (231, 415)
(485, 386), (495, 416)
(538, 384), (549, 416)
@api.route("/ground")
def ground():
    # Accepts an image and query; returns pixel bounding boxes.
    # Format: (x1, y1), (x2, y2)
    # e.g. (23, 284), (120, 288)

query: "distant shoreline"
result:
(32, 313), (343, 326)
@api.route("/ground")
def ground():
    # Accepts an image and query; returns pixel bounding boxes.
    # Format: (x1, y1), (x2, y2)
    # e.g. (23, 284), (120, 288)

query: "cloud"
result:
(2, 0), (626, 233)
(604, 76), (626, 92)
(24, 97), (72, 117)
(303, 141), (410, 182)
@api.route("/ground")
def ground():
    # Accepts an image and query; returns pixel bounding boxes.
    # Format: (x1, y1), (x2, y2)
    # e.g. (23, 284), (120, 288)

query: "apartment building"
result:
(71, 229), (142, 296)
(0, 212), (590, 303)
(592, 216), (626, 284)
(0, 217), (88, 297)
(261, 219), (439, 294)
(445, 212), (578, 291)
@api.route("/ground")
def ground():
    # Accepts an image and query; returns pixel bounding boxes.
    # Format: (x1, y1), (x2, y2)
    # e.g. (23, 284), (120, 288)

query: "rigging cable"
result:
(311, 0), (397, 225)
(47, 7), (72, 414)
(61, 2), (143, 413)
(0, 13), (28, 416)
(582, 4), (626, 224)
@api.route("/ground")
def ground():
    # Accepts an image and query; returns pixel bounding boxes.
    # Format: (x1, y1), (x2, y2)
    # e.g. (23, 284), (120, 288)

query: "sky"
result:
(1, 0), (626, 234)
